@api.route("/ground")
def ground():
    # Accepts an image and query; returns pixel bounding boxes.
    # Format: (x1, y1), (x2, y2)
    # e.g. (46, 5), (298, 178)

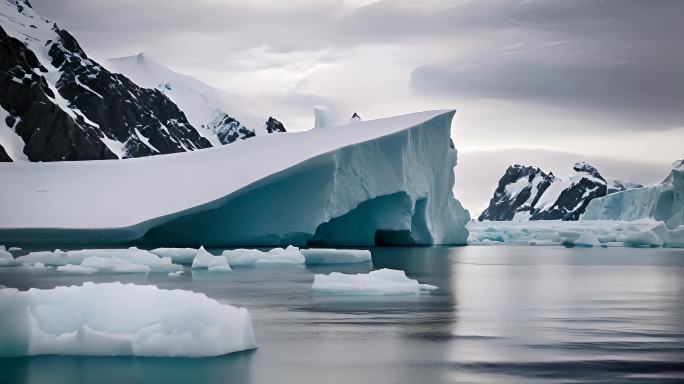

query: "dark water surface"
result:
(1, 246), (683, 383)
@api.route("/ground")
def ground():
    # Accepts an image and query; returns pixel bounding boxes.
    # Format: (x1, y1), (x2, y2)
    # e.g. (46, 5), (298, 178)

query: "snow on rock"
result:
(301, 249), (372, 264)
(583, 162), (683, 229)
(224, 246), (304, 267)
(150, 248), (198, 264)
(312, 268), (437, 296)
(0, 110), (469, 247)
(468, 219), (684, 248)
(0, 246), (19, 266)
(0, 282), (256, 357)
(17, 248), (182, 273)
(191, 246), (231, 271)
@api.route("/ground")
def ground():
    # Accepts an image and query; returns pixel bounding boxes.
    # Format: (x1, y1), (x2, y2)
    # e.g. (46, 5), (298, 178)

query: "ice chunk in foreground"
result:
(0, 246), (19, 266)
(192, 246), (231, 271)
(301, 248), (372, 264)
(312, 269), (437, 296)
(17, 248), (181, 272)
(0, 282), (256, 357)
(224, 246), (305, 267)
(150, 247), (198, 264)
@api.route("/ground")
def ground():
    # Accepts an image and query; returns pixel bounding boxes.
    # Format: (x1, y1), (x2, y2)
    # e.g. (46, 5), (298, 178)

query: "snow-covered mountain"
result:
(583, 160), (683, 228)
(479, 162), (643, 221)
(105, 53), (286, 145)
(0, 1), (285, 162)
(0, 110), (470, 247)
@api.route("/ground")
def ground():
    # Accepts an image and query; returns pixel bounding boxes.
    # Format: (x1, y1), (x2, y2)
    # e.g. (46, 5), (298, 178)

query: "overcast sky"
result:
(29, 0), (683, 211)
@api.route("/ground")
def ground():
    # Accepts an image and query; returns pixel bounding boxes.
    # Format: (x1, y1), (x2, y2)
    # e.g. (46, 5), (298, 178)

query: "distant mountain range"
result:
(478, 162), (643, 221)
(0, 0), (285, 162)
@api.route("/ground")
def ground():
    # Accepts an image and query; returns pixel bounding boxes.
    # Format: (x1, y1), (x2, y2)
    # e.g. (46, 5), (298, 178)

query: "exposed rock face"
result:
(350, 112), (362, 123)
(480, 162), (644, 222)
(206, 112), (256, 144)
(0, 26), (115, 161)
(478, 165), (556, 221)
(530, 162), (608, 221)
(265, 117), (286, 133)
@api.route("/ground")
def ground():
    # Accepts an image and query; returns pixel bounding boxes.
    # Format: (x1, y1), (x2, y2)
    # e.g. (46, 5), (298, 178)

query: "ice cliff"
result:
(583, 160), (684, 228)
(0, 110), (470, 246)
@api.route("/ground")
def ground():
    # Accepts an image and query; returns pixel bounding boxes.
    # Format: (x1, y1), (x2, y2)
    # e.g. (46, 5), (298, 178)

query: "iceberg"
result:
(301, 248), (372, 264)
(0, 110), (470, 247)
(0, 282), (255, 357)
(17, 247), (181, 273)
(224, 246), (305, 267)
(312, 268), (437, 296)
(191, 246), (231, 271)
(468, 219), (684, 248)
(583, 161), (683, 228)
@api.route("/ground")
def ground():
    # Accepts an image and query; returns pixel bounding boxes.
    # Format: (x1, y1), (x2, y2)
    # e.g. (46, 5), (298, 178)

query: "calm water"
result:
(1, 246), (683, 384)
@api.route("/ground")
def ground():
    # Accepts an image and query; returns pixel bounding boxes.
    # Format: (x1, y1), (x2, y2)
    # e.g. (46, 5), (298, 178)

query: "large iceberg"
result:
(583, 161), (683, 228)
(0, 110), (469, 246)
(312, 269), (437, 296)
(0, 282), (255, 357)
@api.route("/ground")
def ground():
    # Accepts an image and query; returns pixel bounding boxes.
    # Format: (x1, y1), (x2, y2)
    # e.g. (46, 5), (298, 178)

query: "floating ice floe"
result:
(224, 246), (305, 267)
(0, 246), (19, 266)
(150, 248), (198, 264)
(168, 270), (184, 277)
(192, 246), (231, 272)
(0, 282), (256, 357)
(468, 219), (684, 248)
(56, 264), (98, 275)
(8, 247), (21, 252)
(312, 269), (437, 296)
(16, 247), (182, 273)
(301, 248), (372, 264)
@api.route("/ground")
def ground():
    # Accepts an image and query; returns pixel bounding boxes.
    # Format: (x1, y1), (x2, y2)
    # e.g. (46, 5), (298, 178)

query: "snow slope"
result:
(106, 53), (274, 142)
(0, 110), (470, 246)
(0, 282), (256, 357)
(583, 161), (684, 228)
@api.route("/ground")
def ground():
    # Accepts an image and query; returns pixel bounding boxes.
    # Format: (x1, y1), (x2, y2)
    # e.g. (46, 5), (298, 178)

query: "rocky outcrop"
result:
(265, 117), (286, 133)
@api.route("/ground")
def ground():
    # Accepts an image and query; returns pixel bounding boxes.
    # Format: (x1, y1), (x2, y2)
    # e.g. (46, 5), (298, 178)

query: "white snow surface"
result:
(468, 219), (684, 248)
(0, 282), (256, 357)
(583, 166), (683, 229)
(312, 268), (438, 296)
(300, 248), (372, 264)
(0, 110), (469, 246)
(106, 53), (267, 139)
(16, 247), (182, 273)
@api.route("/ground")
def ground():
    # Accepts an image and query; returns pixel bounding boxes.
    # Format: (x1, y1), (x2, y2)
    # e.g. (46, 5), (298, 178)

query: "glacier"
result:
(0, 282), (256, 357)
(582, 161), (684, 229)
(0, 110), (470, 247)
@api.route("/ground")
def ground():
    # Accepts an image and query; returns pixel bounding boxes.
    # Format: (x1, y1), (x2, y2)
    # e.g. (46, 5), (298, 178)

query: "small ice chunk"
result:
(573, 231), (601, 247)
(192, 246), (231, 271)
(80, 257), (151, 274)
(0, 282), (256, 357)
(8, 247), (21, 252)
(150, 248), (197, 264)
(312, 268), (437, 296)
(224, 246), (304, 267)
(623, 230), (663, 248)
(301, 249), (372, 264)
(56, 264), (98, 274)
(168, 270), (183, 277)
